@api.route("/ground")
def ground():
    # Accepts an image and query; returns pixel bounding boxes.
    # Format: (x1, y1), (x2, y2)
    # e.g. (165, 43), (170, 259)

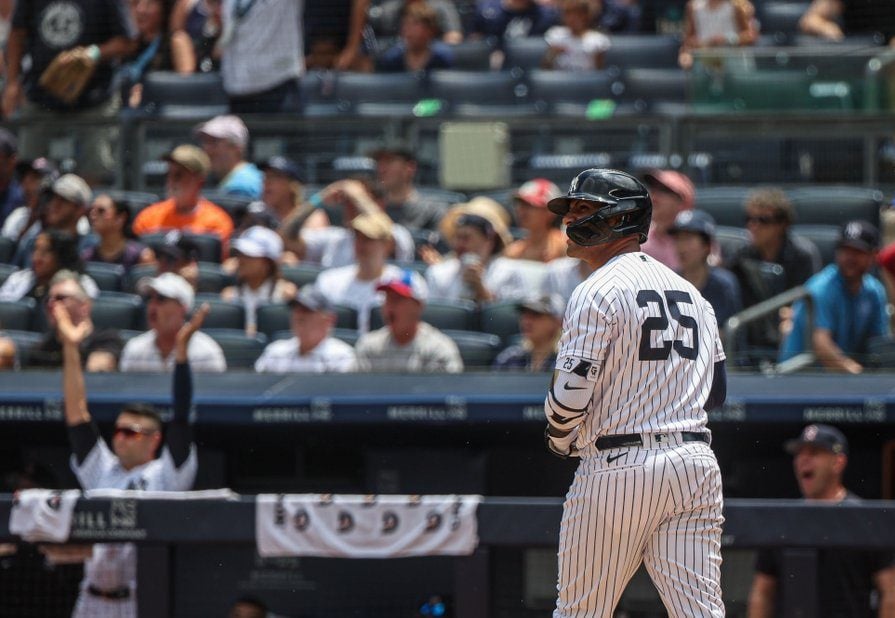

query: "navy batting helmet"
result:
(547, 168), (652, 246)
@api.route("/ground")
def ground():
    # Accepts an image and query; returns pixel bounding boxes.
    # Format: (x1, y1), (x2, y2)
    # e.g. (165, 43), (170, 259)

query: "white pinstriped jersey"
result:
(556, 252), (724, 446)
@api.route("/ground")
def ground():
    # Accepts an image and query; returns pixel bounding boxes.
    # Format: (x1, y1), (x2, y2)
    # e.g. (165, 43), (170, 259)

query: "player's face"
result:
(673, 231), (711, 270)
(835, 245), (875, 284)
(112, 412), (161, 469)
(146, 292), (187, 336)
(520, 309), (561, 346)
(793, 445), (845, 500)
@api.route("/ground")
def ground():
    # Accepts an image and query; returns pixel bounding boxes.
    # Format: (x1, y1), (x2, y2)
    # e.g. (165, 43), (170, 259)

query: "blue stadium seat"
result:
(91, 293), (145, 330)
(256, 303), (290, 340)
(526, 69), (621, 116)
(137, 71), (229, 118)
(758, 2), (811, 43)
(618, 68), (689, 115)
(428, 70), (536, 117)
(694, 186), (756, 226)
(335, 72), (425, 117)
(0, 298), (37, 331)
(280, 264), (324, 287)
(194, 295), (246, 330)
(85, 262), (125, 292)
(0, 263), (17, 286)
(202, 328), (267, 369)
(448, 39), (494, 70)
(0, 237), (16, 264)
(443, 329), (502, 369)
(196, 262), (235, 294)
(791, 224), (840, 266)
(479, 300), (521, 345)
(140, 232), (223, 263)
(2, 329), (44, 369)
(788, 186), (884, 227)
(715, 225), (751, 264)
(603, 35), (681, 71)
(503, 37), (549, 71)
(301, 70), (341, 117)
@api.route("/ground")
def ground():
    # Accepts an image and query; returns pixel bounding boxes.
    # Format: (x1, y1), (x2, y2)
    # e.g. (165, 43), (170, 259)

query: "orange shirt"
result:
(132, 197), (234, 242)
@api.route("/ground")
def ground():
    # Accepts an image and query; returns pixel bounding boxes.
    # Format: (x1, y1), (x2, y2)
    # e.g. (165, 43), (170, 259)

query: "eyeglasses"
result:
(46, 293), (76, 304)
(114, 425), (157, 439)
(745, 215), (782, 225)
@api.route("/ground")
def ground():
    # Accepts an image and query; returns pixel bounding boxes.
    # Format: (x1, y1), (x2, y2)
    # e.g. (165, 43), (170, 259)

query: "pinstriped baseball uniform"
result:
(546, 251), (725, 617)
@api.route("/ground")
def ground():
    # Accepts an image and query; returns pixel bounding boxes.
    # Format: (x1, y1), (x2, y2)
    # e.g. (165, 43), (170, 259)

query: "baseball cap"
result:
(669, 209), (716, 240)
(231, 226), (283, 260)
(377, 269), (429, 303)
(367, 140), (416, 162)
(514, 178), (562, 209)
(837, 220), (879, 253)
(643, 169), (695, 210)
(155, 230), (200, 262)
(49, 174), (91, 207)
(164, 144), (211, 176)
(784, 424), (849, 456)
(138, 272), (195, 310)
(289, 284), (335, 313)
(0, 127), (17, 156)
(351, 211), (394, 241)
(16, 157), (58, 179)
(195, 115), (249, 150)
(259, 156), (305, 183)
(518, 293), (565, 318)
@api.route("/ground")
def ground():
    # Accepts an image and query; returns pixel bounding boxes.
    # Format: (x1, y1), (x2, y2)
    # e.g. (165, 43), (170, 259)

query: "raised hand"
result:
(175, 303), (210, 359)
(53, 303), (90, 348)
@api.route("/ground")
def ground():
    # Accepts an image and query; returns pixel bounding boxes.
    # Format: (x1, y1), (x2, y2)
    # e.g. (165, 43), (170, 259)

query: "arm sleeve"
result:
(703, 360), (727, 412)
(68, 421), (102, 465)
(543, 364), (596, 457)
(166, 361), (193, 468)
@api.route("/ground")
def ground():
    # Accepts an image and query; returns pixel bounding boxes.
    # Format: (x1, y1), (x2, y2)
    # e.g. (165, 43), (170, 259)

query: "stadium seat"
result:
(334, 304), (359, 330)
(2, 329), (44, 369)
(202, 192), (252, 223)
(502, 37), (549, 71)
(85, 262), (125, 292)
(280, 264), (324, 287)
(0, 237), (17, 264)
(618, 68), (688, 115)
(724, 70), (816, 111)
(526, 69), (621, 116)
(335, 71), (425, 117)
(0, 263), (17, 286)
(694, 186), (755, 226)
(369, 298), (477, 331)
(140, 232), (223, 263)
(0, 298), (37, 331)
(91, 293), (145, 330)
(194, 295), (246, 330)
(138, 71), (229, 118)
(603, 35), (681, 71)
(788, 186), (884, 227)
(95, 189), (161, 217)
(715, 225), (751, 264)
(865, 336), (895, 369)
(479, 300), (521, 345)
(448, 39), (494, 71)
(758, 2), (811, 43)
(126, 264), (156, 294)
(301, 70), (341, 117)
(428, 70), (536, 117)
(256, 303), (291, 339)
(332, 328), (361, 347)
(443, 329), (502, 369)
(202, 328), (267, 369)
(791, 224), (840, 266)
(196, 262), (235, 294)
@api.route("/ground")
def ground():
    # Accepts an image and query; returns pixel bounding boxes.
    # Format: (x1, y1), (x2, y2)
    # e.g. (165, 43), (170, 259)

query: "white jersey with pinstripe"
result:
(547, 251), (725, 618)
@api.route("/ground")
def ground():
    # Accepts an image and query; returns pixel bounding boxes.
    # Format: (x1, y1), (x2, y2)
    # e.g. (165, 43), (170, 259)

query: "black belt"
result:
(595, 431), (709, 450)
(87, 585), (131, 600)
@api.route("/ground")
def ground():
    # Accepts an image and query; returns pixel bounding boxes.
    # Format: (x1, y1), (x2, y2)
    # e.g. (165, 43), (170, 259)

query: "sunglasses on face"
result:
(114, 425), (156, 439)
(46, 293), (77, 304)
(745, 215), (781, 225)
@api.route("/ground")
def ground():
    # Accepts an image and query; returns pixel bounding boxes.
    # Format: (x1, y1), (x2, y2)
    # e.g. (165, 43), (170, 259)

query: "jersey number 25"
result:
(636, 289), (699, 361)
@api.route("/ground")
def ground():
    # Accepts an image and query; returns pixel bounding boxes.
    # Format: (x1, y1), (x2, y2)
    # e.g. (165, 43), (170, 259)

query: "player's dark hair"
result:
(119, 402), (163, 430)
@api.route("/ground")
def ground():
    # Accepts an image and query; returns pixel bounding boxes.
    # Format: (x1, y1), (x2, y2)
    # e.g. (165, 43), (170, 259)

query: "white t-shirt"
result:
(119, 330), (227, 372)
(1, 206), (30, 240)
(355, 322), (463, 373)
(692, 0), (738, 45)
(544, 27), (611, 71)
(301, 225), (416, 268)
(220, 0), (305, 95)
(254, 336), (357, 373)
(313, 263), (402, 333)
(425, 256), (525, 302)
(541, 257), (588, 303)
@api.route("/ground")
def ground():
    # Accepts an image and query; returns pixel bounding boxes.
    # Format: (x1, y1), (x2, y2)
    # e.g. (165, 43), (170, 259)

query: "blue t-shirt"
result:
(699, 266), (742, 330)
(220, 162), (263, 199)
(376, 42), (454, 72)
(779, 264), (889, 362)
(473, 0), (559, 41)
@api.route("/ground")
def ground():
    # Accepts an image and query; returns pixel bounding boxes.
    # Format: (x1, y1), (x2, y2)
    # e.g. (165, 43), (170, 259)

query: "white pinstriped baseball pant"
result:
(554, 439), (725, 617)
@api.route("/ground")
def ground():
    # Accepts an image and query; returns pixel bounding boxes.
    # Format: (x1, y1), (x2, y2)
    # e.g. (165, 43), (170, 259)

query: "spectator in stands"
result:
(356, 269), (463, 372)
(121, 272), (226, 371)
(195, 115), (262, 199)
(132, 145), (234, 244)
(3, 0), (135, 184)
(426, 197), (523, 303)
(669, 209), (742, 330)
(799, 0), (895, 45)
(81, 194), (155, 272)
(14, 173), (94, 268)
(29, 270), (123, 371)
(503, 178), (565, 262)
(0, 230), (99, 303)
(221, 226), (296, 335)
(0, 128), (23, 227)
(151, 229), (202, 291)
(297, 178), (414, 268)
(493, 293), (563, 371)
(121, 0), (176, 108)
(598, 0), (643, 33)
(473, 0), (559, 42)
(56, 295), (201, 618)
(747, 424), (895, 617)
(218, 0), (304, 114)
(254, 284), (356, 373)
(313, 211), (403, 333)
(678, 0), (757, 70)
(170, 0), (223, 73)
(376, 3), (455, 72)
(2, 157), (58, 243)
(369, 142), (449, 231)
(542, 0), (611, 71)
(260, 156), (329, 258)
(370, 0), (464, 45)
(779, 221), (889, 374)
(305, 0), (373, 71)
(228, 595), (269, 618)
(0, 335), (14, 370)
(640, 169), (695, 271)
(541, 256), (595, 303)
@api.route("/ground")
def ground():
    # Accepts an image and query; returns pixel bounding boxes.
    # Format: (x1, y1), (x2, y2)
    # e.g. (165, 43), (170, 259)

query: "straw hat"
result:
(439, 196), (514, 253)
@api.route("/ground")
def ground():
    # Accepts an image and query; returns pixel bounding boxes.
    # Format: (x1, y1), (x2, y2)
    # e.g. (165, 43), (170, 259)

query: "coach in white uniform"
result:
(543, 169), (727, 617)
(56, 301), (205, 617)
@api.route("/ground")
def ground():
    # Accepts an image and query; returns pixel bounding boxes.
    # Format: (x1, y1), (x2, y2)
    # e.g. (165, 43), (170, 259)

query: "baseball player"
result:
(543, 169), (728, 617)
(56, 301), (205, 617)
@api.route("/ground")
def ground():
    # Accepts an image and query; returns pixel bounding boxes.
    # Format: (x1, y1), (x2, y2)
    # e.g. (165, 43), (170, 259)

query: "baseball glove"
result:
(38, 47), (98, 104)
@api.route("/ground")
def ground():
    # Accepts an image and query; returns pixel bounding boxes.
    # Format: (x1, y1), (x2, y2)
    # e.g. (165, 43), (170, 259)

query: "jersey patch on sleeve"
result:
(556, 355), (601, 382)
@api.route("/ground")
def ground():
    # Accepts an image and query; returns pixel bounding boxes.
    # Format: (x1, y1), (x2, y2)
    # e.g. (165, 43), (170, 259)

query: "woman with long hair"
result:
(0, 230), (98, 302)
(82, 194), (155, 271)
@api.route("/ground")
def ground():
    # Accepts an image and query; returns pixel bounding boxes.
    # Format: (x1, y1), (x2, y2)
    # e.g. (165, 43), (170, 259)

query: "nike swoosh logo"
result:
(563, 384), (587, 391)
(606, 453), (626, 464)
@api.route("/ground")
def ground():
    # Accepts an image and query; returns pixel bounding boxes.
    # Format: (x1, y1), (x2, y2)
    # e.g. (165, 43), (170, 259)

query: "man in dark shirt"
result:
(800, 0), (895, 44)
(747, 424), (895, 617)
(30, 270), (123, 371)
(369, 142), (449, 231)
(0, 128), (24, 227)
(3, 0), (135, 183)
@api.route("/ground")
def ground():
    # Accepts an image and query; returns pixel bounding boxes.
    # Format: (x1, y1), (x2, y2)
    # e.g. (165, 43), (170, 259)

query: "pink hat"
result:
(514, 178), (562, 209)
(643, 169), (695, 210)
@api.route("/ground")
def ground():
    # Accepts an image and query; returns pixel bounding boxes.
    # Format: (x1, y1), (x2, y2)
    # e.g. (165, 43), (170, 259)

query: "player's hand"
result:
(53, 304), (91, 348)
(175, 302), (210, 359)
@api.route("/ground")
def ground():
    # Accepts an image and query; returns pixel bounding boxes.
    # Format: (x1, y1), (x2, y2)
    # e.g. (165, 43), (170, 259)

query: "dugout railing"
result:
(2, 495), (895, 616)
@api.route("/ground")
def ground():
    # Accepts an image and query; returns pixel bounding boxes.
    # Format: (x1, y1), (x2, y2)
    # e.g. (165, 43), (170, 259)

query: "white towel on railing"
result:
(9, 489), (81, 542)
(255, 494), (481, 558)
